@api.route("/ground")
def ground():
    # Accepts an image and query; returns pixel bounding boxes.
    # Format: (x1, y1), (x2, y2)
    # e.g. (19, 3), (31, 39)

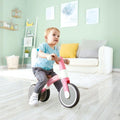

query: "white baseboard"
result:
(18, 64), (31, 68)
(113, 68), (120, 72)
(0, 65), (7, 69)
(0, 64), (31, 69)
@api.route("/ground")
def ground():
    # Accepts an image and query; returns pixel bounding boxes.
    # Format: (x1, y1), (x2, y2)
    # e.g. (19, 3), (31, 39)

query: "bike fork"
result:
(61, 77), (70, 99)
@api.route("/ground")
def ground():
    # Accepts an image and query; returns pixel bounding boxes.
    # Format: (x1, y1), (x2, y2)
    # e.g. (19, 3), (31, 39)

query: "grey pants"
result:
(32, 67), (62, 93)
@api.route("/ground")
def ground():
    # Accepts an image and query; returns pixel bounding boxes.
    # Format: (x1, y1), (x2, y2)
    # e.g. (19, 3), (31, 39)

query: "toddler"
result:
(29, 27), (70, 106)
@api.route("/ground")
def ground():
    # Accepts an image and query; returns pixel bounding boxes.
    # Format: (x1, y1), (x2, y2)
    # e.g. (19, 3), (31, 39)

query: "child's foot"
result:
(29, 92), (39, 106)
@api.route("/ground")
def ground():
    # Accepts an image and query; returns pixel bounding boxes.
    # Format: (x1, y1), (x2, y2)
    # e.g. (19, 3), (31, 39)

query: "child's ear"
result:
(44, 35), (47, 40)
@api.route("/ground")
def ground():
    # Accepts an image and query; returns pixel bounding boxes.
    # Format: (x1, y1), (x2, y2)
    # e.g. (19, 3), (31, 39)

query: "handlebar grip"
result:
(47, 55), (52, 60)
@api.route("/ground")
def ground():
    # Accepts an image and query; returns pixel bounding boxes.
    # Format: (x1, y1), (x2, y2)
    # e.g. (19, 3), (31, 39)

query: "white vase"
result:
(25, 53), (29, 58)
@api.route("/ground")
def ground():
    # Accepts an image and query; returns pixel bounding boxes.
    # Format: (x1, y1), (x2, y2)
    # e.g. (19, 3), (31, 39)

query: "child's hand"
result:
(50, 54), (57, 60)
(47, 54), (57, 61)
(50, 54), (60, 64)
(64, 59), (70, 65)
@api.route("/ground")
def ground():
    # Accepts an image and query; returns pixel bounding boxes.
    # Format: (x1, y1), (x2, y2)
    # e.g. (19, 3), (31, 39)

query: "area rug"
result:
(0, 69), (112, 89)
(0, 69), (35, 80)
(68, 72), (112, 88)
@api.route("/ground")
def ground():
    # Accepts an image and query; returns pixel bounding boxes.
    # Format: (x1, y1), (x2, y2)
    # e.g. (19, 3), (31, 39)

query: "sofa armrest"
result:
(98, 46), (113, 74)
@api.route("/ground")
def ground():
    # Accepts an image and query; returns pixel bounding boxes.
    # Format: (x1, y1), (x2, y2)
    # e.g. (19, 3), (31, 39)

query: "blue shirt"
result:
(33, 42), (59, 70)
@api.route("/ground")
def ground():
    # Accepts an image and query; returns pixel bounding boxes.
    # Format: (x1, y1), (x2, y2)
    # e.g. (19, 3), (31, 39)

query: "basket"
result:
(6, 55), (19, 69)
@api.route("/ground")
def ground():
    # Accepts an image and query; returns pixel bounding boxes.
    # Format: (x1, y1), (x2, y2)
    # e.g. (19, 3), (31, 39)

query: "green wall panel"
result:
(1, 0), (120, 68)
(26, 0), (120, 68)
(0, 0), (3, 66)
(1, 0), (26, 65)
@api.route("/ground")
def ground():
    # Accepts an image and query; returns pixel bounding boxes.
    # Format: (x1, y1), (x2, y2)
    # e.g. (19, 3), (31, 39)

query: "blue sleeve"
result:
(57, 51), (60, 57)
(38, 43), (46, 52)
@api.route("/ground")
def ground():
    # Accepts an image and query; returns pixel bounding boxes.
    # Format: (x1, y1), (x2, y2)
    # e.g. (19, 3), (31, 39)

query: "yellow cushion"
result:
(60, 43), (79, 58)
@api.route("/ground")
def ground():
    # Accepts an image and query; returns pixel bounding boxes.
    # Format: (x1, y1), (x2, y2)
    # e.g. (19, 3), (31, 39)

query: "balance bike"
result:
(28, 57), (80, 108)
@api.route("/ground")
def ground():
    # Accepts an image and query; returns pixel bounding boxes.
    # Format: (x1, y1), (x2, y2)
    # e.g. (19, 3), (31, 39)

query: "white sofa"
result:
(31, 45), (113, 74)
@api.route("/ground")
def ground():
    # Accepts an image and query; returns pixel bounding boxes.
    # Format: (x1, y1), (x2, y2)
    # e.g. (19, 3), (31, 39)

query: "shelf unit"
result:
(22, 18), (37, 67)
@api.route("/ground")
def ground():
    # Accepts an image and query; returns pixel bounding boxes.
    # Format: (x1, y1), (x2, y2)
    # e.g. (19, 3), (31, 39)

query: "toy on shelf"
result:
(26, 19), (33, 27)
(0, 21), (18, 31)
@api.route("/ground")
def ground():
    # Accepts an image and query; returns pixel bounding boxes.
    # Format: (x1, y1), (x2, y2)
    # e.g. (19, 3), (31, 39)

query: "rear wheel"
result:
(39, 89), (50, 102)
(28, 84), (50, 102)
(59, 83), (80, 108)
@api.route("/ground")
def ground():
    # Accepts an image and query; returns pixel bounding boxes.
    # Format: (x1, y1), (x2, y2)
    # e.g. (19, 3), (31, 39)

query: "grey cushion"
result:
(77, 40), (107, 58)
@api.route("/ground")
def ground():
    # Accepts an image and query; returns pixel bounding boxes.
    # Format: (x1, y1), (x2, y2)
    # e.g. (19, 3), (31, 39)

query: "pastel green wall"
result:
(26, 0), (120, 68)
(1, 0), (120, 68)
(0, 0), (3, 65)
(0, 0), (26, 66)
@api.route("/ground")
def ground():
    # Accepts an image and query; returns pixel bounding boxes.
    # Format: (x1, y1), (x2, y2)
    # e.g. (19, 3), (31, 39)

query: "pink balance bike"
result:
(28, 57), (80, 108)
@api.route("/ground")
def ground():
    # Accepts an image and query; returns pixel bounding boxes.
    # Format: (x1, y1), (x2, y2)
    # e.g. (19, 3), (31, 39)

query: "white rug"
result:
(0, 69), (112, 89)
(68, 72), (112, 88)
(0, 69), (35, 80)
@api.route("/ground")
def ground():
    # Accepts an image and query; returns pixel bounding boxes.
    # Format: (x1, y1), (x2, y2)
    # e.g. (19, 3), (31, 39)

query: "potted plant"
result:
(24, 49), (30, 58)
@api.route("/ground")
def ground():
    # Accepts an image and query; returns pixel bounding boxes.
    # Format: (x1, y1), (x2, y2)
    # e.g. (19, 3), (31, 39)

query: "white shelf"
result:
(22, 18), (38, 67)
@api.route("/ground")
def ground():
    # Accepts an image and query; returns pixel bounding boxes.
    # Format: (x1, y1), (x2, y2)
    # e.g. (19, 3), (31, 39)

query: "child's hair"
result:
(44, 27), (60, 37)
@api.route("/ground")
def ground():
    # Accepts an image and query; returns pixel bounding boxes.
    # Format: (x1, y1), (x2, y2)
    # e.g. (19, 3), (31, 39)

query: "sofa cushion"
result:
(77, 40), (107, 58)
(60, 43), (79, 58)
(68, 58), (98, 66)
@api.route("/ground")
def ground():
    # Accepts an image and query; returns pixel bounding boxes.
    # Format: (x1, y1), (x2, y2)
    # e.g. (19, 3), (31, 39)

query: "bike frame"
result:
(41, 57), (70, 98)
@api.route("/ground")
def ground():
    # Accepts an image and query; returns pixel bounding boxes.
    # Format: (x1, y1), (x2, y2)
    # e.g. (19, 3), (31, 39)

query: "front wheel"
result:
(58, 83), (80, 108)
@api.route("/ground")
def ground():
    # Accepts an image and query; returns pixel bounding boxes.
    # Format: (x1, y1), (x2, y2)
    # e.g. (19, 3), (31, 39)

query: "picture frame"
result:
(46, 6), (54, 20)
(24, 37), (33, 47)
(61, 1), (78, 27)
(86, 8), (99, 24)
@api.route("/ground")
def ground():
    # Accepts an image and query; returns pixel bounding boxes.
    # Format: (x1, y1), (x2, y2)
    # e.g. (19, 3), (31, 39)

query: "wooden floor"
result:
(0, 72), (120, 120)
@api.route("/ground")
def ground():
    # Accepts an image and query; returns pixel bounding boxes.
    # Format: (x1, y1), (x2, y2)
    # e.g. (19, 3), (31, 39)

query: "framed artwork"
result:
(24, 37), (33, 47)
(86, 8), (99, 24)
(46, 6), (54, 20)
(61, 1), (78, 27)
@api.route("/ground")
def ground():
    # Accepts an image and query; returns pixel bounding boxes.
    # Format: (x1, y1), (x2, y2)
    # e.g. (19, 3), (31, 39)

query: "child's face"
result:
(45, 29), (60, 46)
